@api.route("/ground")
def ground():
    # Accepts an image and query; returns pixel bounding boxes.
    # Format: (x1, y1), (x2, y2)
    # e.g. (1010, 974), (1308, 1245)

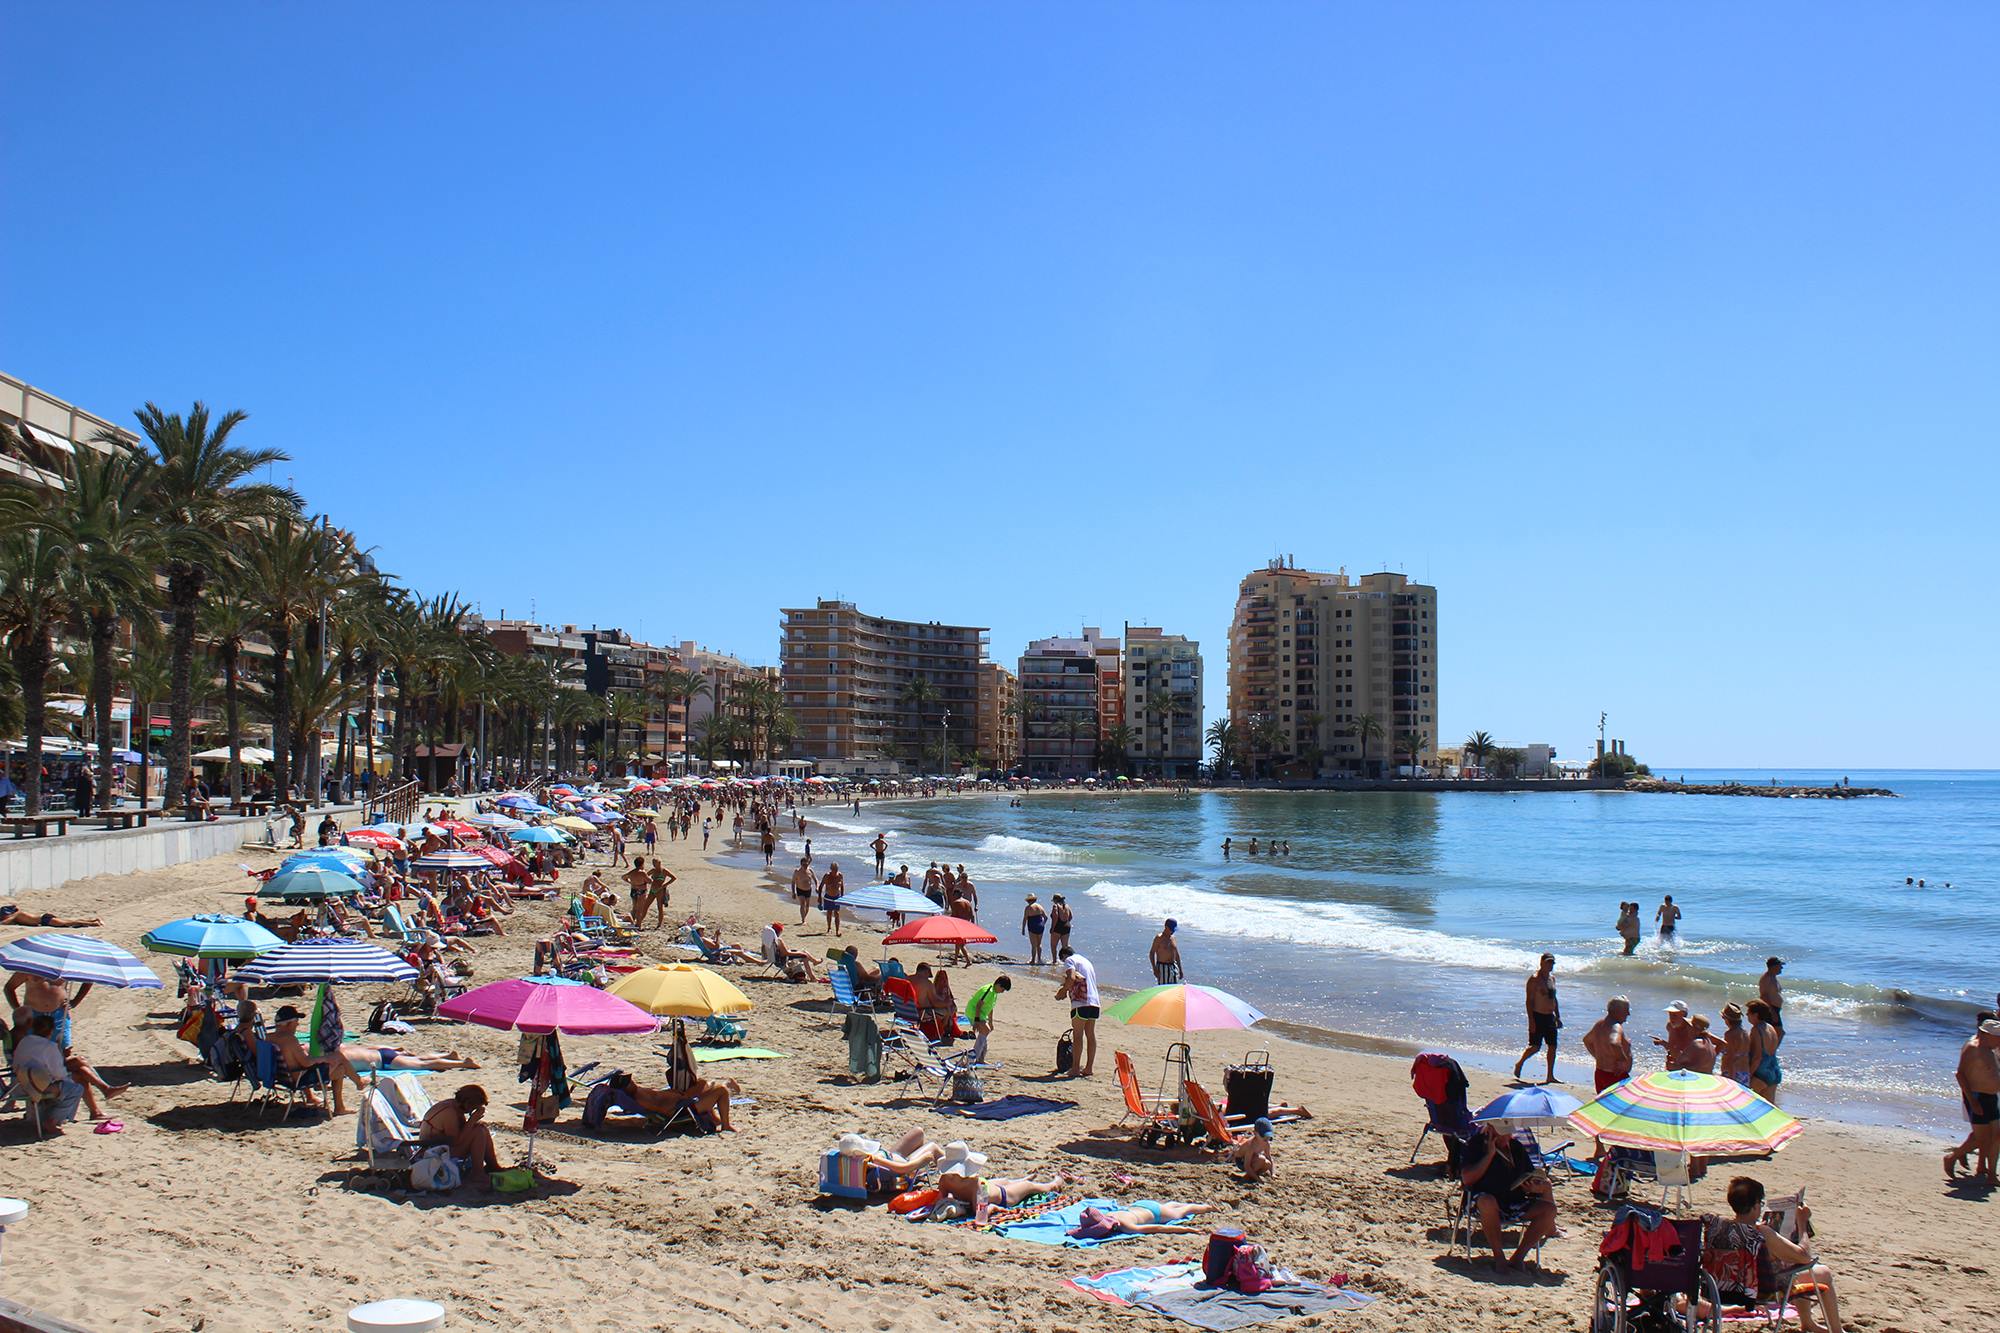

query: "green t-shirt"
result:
(966, 982), (1002, 1024)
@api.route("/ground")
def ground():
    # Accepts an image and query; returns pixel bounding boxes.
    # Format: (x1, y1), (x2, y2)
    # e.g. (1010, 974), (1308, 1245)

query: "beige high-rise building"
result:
(1121, 626), (1203, 778)
(780, 600), (987, 774)
(975, 663), (1019, 772)
(1227, 560), (1438, 776)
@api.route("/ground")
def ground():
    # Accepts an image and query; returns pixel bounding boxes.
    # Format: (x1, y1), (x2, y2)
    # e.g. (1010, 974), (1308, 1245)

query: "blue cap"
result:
(1254, 1117), (1274, 1137)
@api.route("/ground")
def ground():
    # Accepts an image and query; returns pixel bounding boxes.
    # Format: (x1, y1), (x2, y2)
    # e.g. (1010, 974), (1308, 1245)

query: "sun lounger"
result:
(1116, 1050), (1189, 1147)
(1183, 1079), (1251, 1152)
(356, 1074), (432, 1169)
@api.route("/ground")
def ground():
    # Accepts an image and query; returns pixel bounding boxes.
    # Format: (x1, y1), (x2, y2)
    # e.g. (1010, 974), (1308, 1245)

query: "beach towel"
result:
(1065, 1261), (1203, 1307)
(843, 1010), (882, 1081)
(693, 1047), (788, 1063)
(932, 1093), (1077, 1121)
(1133, 1282), (1375, 1330)
(993, 1198), (1131, 1248)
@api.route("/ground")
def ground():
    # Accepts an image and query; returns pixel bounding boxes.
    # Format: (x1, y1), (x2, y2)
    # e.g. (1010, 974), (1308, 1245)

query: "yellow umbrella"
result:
(606, 963), (752, 1017)
(551, 816), (596, 835)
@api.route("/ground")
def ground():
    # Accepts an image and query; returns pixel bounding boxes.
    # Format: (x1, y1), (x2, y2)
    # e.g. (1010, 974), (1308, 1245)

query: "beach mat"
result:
(933, 1094), (1077, 1121)
(1134, 1282), (1375, 1330)
(693, 1047), (788, 1063)
(1066, 1261), (1202, 1307)
(993, 1198), (1125, 1247)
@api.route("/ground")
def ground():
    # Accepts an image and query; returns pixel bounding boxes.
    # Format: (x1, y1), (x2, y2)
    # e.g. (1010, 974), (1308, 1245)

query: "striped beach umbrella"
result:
(412, 850), (491, 872)
(0, 934), (163, 988)
(231, 937), (418, 985)
(830, 884), (942, 916)
(1106, 984), (1265, 1033)
(140, 914), (285, 961)
(463, 812), (525, 829)
(1567, 1069), (1802, 1155)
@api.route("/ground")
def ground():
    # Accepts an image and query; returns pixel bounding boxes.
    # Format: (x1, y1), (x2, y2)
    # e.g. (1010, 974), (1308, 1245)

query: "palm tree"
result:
(1055, 714), (1090, 776)
(1299, 711), (1327, 776)
(652, 666), (709, 772)
(200, 587), (260, 805)
(56, 449), (161, 808)
(554, 688), (599, 774)
(1463, 730), (1495, 775)
(1397, 729), (1428, 776)
(1144, 688), (1175, 775)
(601, 690), (644, 777)
(127, 404), (296, 810)
(732, 674), (787, 773)
(242, 514), (342, 801)
(900, 675), (938, 769)
(0, 528), (75, 813)
(0, 658), (23, 744)
(1099, 722), (1135, 774)
(1351, 713), (1384, 777)
(1250, 715), (1286, 779)
(1204, 718), (1239, 778)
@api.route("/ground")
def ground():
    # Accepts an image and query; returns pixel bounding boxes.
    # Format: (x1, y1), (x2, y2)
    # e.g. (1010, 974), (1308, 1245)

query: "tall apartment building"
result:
(1226, 560), (1438, 775)
(677, 641), (764, 737)
(1122, 626), (1204, 778)
(975, 663), (1020, 772)
(1, 370), (141, 493)
(1018, 628), (1116, 778)
(780, 600), (986, 774)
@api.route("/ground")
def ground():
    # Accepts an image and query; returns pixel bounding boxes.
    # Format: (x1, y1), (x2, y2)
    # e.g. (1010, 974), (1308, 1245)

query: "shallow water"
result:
(735, 772), (1998, 1135)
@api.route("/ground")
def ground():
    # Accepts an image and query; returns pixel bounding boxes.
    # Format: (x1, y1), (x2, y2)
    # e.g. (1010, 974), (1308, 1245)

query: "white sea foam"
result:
(1084, 880), (1561, 976)
(977, 834), (1070, 861)
(810, 816), (883, 836)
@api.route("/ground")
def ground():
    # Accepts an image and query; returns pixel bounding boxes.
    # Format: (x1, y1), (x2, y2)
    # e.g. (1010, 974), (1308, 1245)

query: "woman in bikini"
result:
(936, 1168), (1083, 1215)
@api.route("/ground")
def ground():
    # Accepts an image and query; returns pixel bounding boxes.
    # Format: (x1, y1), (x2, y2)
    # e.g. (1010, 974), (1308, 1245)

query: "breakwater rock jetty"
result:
(1626, 778), (1896, 799)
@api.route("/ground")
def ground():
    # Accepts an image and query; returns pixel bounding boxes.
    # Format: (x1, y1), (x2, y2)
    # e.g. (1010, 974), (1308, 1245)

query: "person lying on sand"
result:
(937, 1169), (1085, 1221)
(420, 1084), (504, 1180)
(0, 905), (103, 928)
(1068, 1201), (1220, 1240)
(340, 1044), (481, 1073)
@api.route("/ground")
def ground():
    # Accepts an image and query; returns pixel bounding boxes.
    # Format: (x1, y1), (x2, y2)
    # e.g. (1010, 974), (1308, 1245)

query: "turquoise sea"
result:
(737, 771), (1997, 1135)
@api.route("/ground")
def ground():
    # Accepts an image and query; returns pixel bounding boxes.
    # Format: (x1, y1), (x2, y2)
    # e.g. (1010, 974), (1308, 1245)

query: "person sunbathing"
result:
(1692, 1176), (1845, 1333)
(0, 905), (103, 928)
(937, 1168), (1084, 1219)
(271, 1005), (363, 1115)
(839, 945), (881, 989)
(605, 1070), (738, 1132)
(419, 1084), (504, 1181)
(691, 924), (757, 965)
(1068, 1201), (1221, 1240)
(846, 1131), (982, 1182)
(340, 1044), (481, 1073)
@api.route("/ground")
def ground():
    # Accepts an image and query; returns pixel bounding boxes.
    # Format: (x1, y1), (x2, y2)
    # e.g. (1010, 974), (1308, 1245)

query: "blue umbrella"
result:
(830, 884), (944, 915)
(1474, 1085), (1585, 1129)
(0, 934), (163, 988)
(495, 795), (551, 813)
(464, 812), (525, 829)
(258, 864), (366, 900)
(231, 937), (419, 985)
(140, 914), (284, 960)
(578, 809), (621, 825)
(285, 847), (372, 869)
(506, 826), (569, 844)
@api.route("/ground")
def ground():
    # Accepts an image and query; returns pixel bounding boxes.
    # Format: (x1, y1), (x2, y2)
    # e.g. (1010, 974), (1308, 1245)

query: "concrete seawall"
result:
(1, 805), (365, 895)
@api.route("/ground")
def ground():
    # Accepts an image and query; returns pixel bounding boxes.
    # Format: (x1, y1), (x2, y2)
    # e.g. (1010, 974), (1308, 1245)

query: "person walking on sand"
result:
(1021, 894), (1049, 965)
(870, 833), (888, 879)
(791, 856), (815, 926)
(1616, 901), (1641, 955)
(1583, 996), (1633, 1093)
(1149, 919), (1183, 984)
(762, 828), (776, 869)
(1057, 945), (1100, 1078)
(1946, 1017), (2000, 1184)
(1512, 953), (1563, 1084)
(1656, 894), (1682, 943)
(1760, 957), (1786, 1033)
(819, 861), (846, 936)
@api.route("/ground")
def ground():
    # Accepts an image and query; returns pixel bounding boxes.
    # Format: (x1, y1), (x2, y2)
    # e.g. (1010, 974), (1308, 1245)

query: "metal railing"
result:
(365, 778), (422, 826)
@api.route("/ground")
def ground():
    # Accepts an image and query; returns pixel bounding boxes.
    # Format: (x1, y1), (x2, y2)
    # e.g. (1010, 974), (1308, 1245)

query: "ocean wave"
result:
(808, 816), (883, 836)
(1083, 880), (1557, 975)
(1573, 954), (1985, 1026)
(977, 834), (1071, 861)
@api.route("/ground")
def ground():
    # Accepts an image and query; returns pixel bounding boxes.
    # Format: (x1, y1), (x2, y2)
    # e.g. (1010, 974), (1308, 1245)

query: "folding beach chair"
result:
(1410, 1053), (1475, 1176)
(1184, 1079), (1250, 1152)
(252, 1040), (328, 1119)
(1114, 1050), (1188, 1147)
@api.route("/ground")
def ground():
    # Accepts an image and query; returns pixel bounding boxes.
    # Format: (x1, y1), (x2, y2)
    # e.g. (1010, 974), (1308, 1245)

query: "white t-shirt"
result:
(761, 924), (781, 962)
(12, 1032), (66, 1086)
(1063, 955), (1101, 1008)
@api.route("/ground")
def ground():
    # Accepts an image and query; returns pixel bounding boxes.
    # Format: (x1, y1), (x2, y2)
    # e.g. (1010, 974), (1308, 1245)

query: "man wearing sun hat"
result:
(1654, 1000), (1698, 1071)
(1948, 1017), (2000, 1185)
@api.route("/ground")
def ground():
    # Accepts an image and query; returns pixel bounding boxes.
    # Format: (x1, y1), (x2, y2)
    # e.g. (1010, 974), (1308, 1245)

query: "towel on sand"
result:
(993, 1198), (1124, 1247)
(932, 1094), (1077, 1121)
(692, 1047), (788, 1062)
(1066, 1261), (1203, 1306)
(1134, 1282), (1375, 1330)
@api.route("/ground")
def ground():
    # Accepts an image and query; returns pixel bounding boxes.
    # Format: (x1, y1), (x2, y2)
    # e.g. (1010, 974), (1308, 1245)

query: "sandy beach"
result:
(3, 800), (1993, 1332)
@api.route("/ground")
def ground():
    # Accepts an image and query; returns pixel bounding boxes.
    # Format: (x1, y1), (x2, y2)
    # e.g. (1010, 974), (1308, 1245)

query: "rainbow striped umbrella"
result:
(1105, 984), (1265, 1034)
(1567, 1069), (1802, 1155)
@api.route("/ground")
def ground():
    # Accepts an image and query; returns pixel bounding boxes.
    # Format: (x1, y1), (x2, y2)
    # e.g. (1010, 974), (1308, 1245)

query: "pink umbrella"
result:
(438, 976), (659, 1036)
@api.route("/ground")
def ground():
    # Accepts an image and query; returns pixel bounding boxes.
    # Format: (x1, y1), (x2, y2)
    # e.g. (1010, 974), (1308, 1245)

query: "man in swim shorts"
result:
(790, 857), (815, 926)
(1583, 996), (1633, 1093)
(1947, 1018), (2000, 1185)
(1512, 954), (1562, 1084)
(0, 906), (103, 928)
(1759, 957), (1786, 1033)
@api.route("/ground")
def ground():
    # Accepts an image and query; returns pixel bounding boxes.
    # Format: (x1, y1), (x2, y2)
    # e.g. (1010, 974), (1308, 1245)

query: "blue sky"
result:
(5, 5), (1995, 767)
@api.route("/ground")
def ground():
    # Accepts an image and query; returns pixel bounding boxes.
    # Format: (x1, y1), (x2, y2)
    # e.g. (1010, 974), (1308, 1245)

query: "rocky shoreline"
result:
(1626, 777), (1896, 798)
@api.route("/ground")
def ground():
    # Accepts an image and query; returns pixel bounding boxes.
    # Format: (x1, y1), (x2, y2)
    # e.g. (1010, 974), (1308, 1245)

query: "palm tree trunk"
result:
(89, 610), (118, 808)
(12, 631), (50, 815)
(223, 645), (243, 804)
(270, 628), (293, 802)
(165, 567), (201, 813)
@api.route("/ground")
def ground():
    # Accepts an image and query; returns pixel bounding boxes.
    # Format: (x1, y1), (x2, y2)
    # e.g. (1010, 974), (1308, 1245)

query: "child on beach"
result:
(1230, 1117), (1276, 1180)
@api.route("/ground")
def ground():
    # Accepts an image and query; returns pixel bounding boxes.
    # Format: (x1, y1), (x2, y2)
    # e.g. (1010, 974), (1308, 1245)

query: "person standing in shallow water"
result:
(1616, 901), (1641, 955)
(1656, 894), (1683, 943)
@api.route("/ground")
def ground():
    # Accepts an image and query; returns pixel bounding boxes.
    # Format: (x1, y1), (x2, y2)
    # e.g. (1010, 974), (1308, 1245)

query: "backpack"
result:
(1054, 1032), (1074, 1075)
(1228, 1243), (1274, 1294)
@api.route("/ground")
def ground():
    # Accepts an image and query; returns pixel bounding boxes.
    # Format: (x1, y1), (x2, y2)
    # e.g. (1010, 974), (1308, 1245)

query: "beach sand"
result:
(3, 802), (1992, 1332)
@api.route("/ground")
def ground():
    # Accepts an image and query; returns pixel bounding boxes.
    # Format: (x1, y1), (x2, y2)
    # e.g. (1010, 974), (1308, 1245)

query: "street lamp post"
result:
(939, 708), (952, 776)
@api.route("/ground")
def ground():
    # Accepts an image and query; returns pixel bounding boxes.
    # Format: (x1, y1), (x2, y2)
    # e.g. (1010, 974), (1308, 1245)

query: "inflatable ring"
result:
(888, 1187), (939, 1215)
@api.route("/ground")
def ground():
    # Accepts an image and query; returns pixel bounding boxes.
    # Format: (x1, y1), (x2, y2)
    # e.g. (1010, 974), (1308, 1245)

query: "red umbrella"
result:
(883, 916), (998, 946)
(345, 828), (404, 850)
(470, 844), (531, 883)
(437, 819), (482, 840)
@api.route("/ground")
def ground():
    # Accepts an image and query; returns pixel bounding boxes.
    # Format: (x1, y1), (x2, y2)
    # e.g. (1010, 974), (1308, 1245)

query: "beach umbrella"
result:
(497, 797), (555, 816)
(0, 934), (162, 989)
(258, 864), (366, 900)
(231, 937), (419, 986)
(411, 850), (492, 872)
(437, 819), (482, 839)
(1473, 1085), (1585, 1130)
(551, 816), (595, 835)
(140, 913), (284, 960)
(284, 846), (373, 870)
(464, 811), (526, 829)
(507, 826), (569, 845)
(344, 827), (405, 850)
(1567, 1069), (1802, 1156)
(577, 809), (621, 826)
(493, 793), (539, 809)
(438, 975), (658, 1036)
(831, 884), (943, 916)
(882, 916), (998, 947)
(607, 963), (753, 1018)
(1106, 984), (1265, 1034)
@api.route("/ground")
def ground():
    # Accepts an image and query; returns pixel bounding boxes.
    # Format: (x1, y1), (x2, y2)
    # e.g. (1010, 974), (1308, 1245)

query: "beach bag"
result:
(1202, 1228), (1247, 1285)
(411, 1146), (461, 1192)
(176, 1008), (205, 1045)
(948, 1068), (985, 1104)
(1228, 1243), (1275, 1294)
(1054, 1032), (1074, 1075)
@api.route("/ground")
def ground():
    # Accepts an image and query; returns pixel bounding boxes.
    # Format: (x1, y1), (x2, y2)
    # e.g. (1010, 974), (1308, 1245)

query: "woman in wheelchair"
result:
(1461, 1120), (1558, 1270)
